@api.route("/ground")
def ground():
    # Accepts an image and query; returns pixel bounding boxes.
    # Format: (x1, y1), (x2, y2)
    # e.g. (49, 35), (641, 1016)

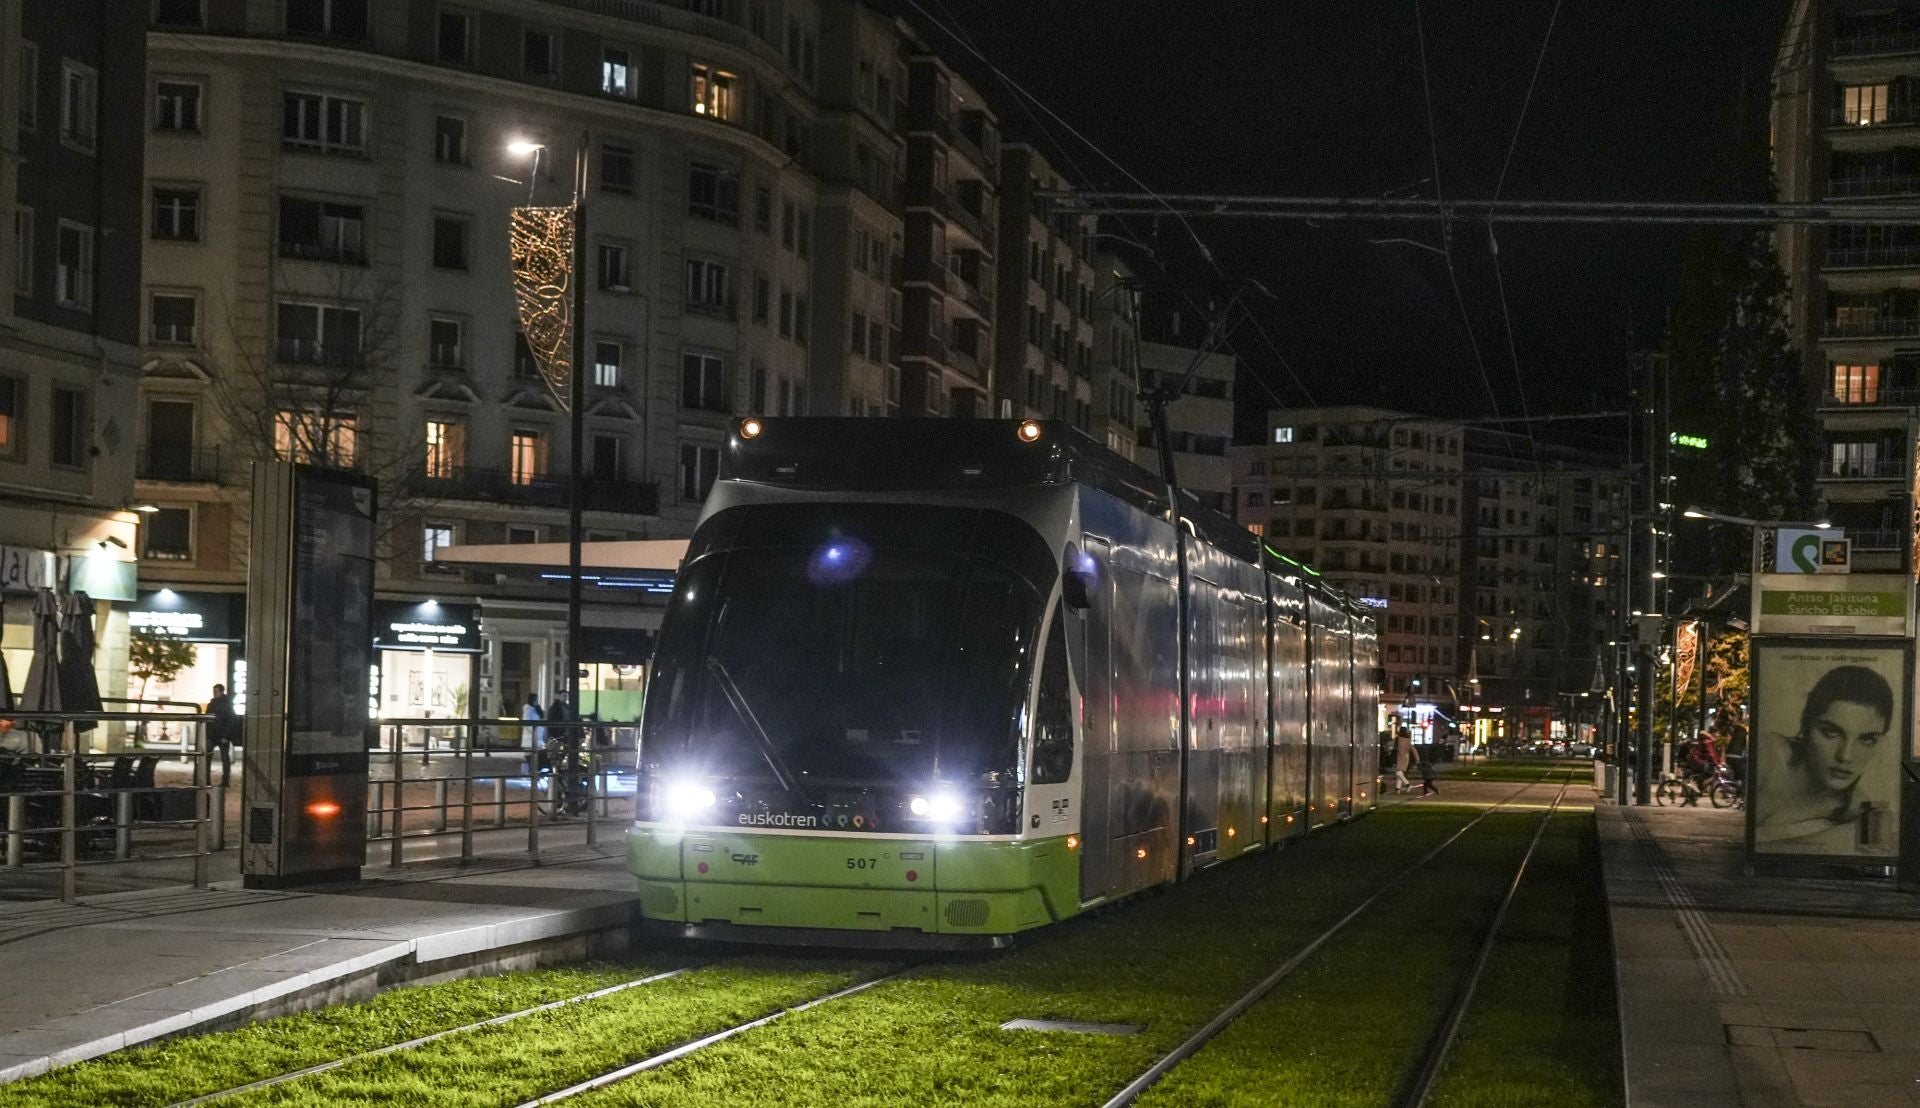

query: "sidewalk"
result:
(0, 843), (639, 1084)
(1598, 804), (1920, 1107)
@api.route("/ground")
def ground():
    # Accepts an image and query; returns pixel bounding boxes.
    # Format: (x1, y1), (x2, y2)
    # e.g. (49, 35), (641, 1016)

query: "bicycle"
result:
(1653, 763), (1742, 809)
(529, 741), (593, 820)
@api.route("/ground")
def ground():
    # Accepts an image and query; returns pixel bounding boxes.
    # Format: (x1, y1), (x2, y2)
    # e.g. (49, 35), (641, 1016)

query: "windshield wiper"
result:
(707, 657), (812, 805)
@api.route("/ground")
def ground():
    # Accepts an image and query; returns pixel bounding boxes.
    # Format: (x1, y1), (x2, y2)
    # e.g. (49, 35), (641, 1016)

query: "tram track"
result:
(1104, 769), (1576, 1108)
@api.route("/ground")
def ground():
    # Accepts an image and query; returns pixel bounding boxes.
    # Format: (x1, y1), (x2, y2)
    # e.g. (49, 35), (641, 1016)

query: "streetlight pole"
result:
(565, 136), (587, 727)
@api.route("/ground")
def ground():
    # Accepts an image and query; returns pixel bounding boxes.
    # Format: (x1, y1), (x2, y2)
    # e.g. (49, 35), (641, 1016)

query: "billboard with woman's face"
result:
(1750, 641), (1907, 860)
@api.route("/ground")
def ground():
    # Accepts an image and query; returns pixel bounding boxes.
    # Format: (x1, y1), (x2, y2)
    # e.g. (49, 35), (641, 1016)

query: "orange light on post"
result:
(1185, 835), (1196, 846)
(1226, 827), (1236, 838)
(1066, 835), (1080, 850)
(306, 800), (342, 819)
(1135, 847), (1148, 860)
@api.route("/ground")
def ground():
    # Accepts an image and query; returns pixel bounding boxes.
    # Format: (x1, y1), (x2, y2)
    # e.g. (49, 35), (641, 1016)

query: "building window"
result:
(752, 274), (770, 324)
(55, 221), (93, 310)
(428, 316), (463, 369)
(49, 388), (86, 467)
(151, 187), (201, 241)
(13, 208), (31, 296)
(685, 258), (730, 315)
(154, 80), (199, 132)
(679, 443), (720, 502)
(150, 292), (198, 345)
(152, 0), (203, 27)
(275, 301), (361, 365)
(600, 144), (635, 192)
(778, 287), (793, 338)
(283, 91), (365, 155)
(591, 434), (623, 481)
(434, 115), (467, 164)
(509, 430), (544, 485)
(60, 60), (97, 150)
(17, 42), (36, 133)
(754, 186), (772, 233)
(514, 331), (540, 379)
(431, 215), (469, 270)
(144, 508), (193, 561)
(750, 362), (768, 411)
(1832, 363), (1880, 404)
(688, 162), (740, 223)
(1274, 426), (1295, 444)
(424, 418), (464, 478)
(423, 523), (456, 562)
(278, 195), (365, 263)
(794, 295), (808, 345)
(436, 10), (472, 64)
(781, 198), (796, 250)
(691, 64), (737, 120)
(602, 47), (634, 97)
(524, 29), (558, 79)
(506, 525), (540, 544)
(274, 409), (356, 466)
(0, 376), (17, 457)
(1843, 83), (1890, 126)
(286, 0), (368, 39)
(593, 340), (622, 388)
(597, 242), (630, 290)
(681, 351), (727, 412)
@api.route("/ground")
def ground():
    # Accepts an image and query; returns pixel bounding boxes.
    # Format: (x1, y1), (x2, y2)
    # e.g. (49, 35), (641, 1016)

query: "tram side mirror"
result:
(1062, 543), (1096, 610)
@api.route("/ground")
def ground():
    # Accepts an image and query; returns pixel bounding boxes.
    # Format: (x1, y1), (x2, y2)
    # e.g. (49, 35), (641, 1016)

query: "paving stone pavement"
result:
(0, 844), (637, 1085)
(1599, 803), (1920, 1107)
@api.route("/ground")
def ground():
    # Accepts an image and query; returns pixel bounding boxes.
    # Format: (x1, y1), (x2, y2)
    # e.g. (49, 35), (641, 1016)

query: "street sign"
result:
(1751, 572), (1912, 636)
(1669, 432), (1709, 450)
(1774, 528), (1844, 574)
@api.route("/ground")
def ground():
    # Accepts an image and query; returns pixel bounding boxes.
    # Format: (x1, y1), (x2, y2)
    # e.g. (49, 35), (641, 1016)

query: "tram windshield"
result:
(643, 504), (1053, 784)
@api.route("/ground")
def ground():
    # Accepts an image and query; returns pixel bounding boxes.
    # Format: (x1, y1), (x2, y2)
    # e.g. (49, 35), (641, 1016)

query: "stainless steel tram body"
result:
(628, 418), (1381, 942)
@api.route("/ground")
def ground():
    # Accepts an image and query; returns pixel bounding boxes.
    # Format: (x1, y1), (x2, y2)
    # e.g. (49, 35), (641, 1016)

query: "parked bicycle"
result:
(528, 740), (593, 820)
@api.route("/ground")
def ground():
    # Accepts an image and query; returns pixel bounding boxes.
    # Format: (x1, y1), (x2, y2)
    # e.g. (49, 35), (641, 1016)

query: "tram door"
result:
(1076, 538), (1116, 902)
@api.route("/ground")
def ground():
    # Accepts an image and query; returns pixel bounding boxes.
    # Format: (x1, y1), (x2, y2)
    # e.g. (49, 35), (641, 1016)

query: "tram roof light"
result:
(740, 417), (764, 439)
(1017, 419), (1043, 443)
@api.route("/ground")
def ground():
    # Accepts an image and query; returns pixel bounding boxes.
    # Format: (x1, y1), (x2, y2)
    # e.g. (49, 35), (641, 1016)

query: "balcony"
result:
(278, 240), (367, 265)
(541, 0), (751, 51)
(1825, 244), (1920, 268)
(137, 445), (223, 484)
(1847, 528), (1906, 551)
(1820, 386), (1920, 408)
(276, 338), (361, 367)
(1821, 457), (1907, 480)
(1828, 104), (1920, 128)
(685, 293), (739, 321)
(416, 466), (660, 515)
(1833, 30), (1920, 58)
(1829, 174), (1920, 198)
(1823, 315), (1920, 339)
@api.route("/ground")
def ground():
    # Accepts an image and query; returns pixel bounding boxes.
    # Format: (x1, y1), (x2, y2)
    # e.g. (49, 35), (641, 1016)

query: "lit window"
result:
(1832, 363), (1881, 404)
(423, 419), (464, 478)
(690, 64), (737, 120)
(509, 430), (543, 485)
(423, 523), (455, 562)
(1844, 83), (1890, 126)
(593, 341), (622, 388)
(0, 376), (18, 456)
(602, 47), (633, 97)
(273, 409), (357, 467)
(1274, 426), (1294, 444)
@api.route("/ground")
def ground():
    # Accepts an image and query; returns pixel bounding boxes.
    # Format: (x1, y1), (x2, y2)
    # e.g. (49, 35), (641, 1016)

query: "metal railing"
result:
(1, 709), (219, 903)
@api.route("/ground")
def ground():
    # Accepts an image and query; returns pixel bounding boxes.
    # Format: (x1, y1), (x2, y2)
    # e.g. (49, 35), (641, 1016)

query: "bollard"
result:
(369, 780), (383, 838)
(115, 790), (133, 860)
(391, 739), (405, 867)
(433, 778), (448, 833)
(460, 734), (474, 861)
(493, 776), (507, 827)
(6, 794), (22, 867)
(211, 784), (226, 851)
(61, 738), (77, 904)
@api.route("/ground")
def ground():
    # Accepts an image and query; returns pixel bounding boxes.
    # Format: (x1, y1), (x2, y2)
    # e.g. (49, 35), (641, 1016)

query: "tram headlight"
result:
(665, 782), (717, 815)
(908, 792), (964, 821)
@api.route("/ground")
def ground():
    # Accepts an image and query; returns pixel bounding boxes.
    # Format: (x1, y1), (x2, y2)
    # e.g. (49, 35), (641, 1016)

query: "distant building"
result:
(0, 0), (145, 716)
(1139, 339), (1235, 513)
(1230, 407), (1465, 715)
(1774, 0), (1920, 569)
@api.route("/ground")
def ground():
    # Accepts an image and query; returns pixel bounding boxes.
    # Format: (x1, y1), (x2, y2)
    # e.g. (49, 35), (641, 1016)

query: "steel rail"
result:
(1401, 774), (1575, 1107)
(513, 967), (910, 1106)
(166, 965), (703, 1107)
(1099, 769), (1570, 1108)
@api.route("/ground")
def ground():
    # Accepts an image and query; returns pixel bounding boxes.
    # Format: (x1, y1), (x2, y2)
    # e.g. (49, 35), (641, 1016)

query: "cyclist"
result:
(1680, 728), (1723, 806)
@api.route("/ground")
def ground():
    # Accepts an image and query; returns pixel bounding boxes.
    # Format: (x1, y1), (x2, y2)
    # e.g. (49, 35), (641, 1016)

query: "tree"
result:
(129, 630), (197, 703)
(1664, 229), (1818, 579)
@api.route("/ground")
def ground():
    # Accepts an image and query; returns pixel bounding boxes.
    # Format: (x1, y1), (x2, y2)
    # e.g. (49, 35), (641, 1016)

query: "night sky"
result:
(903, 0), (1792, 440)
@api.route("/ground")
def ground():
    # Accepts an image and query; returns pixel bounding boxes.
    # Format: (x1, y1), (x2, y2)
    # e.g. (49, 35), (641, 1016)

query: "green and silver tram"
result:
(628, 418), (1380, 944)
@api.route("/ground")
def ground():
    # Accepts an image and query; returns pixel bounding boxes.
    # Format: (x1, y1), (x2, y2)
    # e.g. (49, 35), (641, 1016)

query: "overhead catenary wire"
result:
(1041, 194), (1920, 225)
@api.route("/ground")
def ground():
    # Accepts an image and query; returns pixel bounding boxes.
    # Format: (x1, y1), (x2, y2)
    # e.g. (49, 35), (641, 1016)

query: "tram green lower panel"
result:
(627, 826), (1080, 935)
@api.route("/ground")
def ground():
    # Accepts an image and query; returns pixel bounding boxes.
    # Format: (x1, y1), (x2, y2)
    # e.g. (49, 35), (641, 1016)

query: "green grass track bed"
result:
(1427, 814), (1622, 1108)
(0, 962), (674, 1108)
(1444, 760), (1590, 784)
(1131, 812), (1543, 1108)
(552, 806), (1527, 1108)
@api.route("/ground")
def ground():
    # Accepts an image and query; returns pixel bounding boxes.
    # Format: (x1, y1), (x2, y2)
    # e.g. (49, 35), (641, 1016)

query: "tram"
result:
(628, 418), (1381, 943)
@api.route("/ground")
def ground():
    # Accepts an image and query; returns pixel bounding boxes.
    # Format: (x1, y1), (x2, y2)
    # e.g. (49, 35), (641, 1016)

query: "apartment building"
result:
(1229, 407), (1465, 705)
(1139, 339), (1235, 512)
(992, 143), (1142, 452)
(1775, 0), (1920, 568)
(0, 0), (145, 712)
(134, 0), (913, 718)
(894, 49), (996, 416)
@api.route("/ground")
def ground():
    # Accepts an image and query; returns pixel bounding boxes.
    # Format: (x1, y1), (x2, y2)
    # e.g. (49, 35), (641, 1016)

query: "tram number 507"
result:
(846, 857), (879, 870)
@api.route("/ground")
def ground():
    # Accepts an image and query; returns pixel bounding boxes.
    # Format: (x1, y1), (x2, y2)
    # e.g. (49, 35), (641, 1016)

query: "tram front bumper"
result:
(628, 825), (1077, 935)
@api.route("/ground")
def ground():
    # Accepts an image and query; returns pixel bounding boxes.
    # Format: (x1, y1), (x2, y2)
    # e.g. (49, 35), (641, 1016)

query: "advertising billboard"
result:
(1749, 640), (1907, 861)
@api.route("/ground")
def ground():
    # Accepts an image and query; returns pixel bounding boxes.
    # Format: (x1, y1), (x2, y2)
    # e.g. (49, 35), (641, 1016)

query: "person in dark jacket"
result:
(1418, 753), (1438, 796)
(206, 684), (239, 786)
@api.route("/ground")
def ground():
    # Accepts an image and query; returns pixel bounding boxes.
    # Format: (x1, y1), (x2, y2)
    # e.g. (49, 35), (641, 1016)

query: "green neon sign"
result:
(1669, 432), (1708, 450)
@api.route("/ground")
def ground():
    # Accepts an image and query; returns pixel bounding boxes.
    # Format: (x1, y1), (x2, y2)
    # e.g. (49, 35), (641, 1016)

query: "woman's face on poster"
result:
(1802, 699), (1889, 794)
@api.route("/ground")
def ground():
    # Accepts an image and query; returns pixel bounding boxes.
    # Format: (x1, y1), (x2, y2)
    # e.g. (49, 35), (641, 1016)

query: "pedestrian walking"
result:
(1418, 754), (1438, 797)
(205, 683), (239, 786)
(522, 693), (544, 746)
(1393, 727), (1414, 794)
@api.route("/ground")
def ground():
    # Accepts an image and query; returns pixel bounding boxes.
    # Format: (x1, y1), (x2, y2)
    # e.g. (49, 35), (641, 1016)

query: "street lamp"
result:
(507, 134), (590, 727)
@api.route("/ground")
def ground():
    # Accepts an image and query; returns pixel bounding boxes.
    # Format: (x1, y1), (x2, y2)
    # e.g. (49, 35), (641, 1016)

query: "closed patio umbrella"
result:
(19, 589), (62, 751)
(57, 591), (101, 735)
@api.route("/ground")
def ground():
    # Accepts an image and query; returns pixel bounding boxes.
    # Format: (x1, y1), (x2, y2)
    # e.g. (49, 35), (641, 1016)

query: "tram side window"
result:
(1032, 610), (1073, 783)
